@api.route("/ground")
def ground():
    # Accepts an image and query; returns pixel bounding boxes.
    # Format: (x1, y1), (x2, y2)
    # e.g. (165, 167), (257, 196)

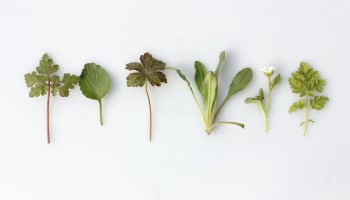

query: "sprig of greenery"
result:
(169, 51), (252, 134)
(24, 53), (79, 144)
(288, 62), (329, 135)
(245, 66), (282, 132)
(79, 63), (110, 126)
(126, 52), (167, 142)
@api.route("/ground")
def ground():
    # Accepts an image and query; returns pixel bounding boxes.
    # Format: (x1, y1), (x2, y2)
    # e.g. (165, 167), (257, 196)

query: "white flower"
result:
(262, 66), (275, 77)
(261, 66), (275, 74)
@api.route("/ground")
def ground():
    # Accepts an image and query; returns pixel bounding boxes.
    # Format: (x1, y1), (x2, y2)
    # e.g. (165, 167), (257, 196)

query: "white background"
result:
(0, 0), (349, 199)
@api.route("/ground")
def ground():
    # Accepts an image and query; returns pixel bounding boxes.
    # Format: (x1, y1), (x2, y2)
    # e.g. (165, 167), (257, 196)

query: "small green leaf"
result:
(226, 68), (253, 98)
(79, 63), (110, 100)
(29, 83), (47, 97)
(289, 100), (305, 113)
(194, 61), (207, 96)
(79, 63), (110, 125)
(24, 71), (38, 87)
(214, 51), (225, 76)
(36, 53), (59, 75)
(310, 96), (329, 110)
(271, 74), (282, 89)
(126, 72), (146, 87)
(245, 88), (264, 104)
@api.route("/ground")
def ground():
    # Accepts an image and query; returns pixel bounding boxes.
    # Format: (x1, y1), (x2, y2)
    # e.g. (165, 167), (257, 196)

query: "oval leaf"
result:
(79, 63), (110, 100)
(226, 68), (253, 98)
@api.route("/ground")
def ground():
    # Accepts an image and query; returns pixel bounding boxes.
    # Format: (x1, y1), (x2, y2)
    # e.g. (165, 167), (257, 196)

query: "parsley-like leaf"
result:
(24, 53), (79, 144)
(126, 52), (168, 142)
(288, 62), (329, 135)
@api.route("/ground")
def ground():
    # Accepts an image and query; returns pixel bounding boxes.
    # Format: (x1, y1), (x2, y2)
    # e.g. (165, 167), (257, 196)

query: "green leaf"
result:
(310, 96), (329, 110)
(245, 88), (264, 104)
(226, 68), (253, 98)
(215, 51), (225, 76)
(202, 72), (218, 115)
(271, 74), (282, 89)
(289, 100), (305, 113)
(216, 67), (253, 116)
(80, 63), (110, 100)
(24, 71), (38, 87)
(36, 53), (59, 75)
(126, 52), (167, 87)
(79, 63), (110, 125)
(126, 72), (146, 87)
(29, 82), (47, 97)
(194, 61), (207, 96)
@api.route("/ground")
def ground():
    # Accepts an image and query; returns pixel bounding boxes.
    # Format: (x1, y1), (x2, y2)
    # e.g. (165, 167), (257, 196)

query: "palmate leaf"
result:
(125, 52), (168, 141)
(79, 63), (110, 125)
(126, 52), (167, 87)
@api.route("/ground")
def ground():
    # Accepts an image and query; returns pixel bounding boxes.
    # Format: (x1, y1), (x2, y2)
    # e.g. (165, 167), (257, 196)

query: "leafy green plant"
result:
(245, 66), (282, 132)
(24, 53), (79, 144)
(169, 51), (252, 134)
(288, 62), (329, 135)
(126, 52), (167, 142)
(79, 63), (110, 126)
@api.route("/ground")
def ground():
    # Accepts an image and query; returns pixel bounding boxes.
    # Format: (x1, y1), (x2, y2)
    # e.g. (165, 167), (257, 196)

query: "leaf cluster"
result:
(24, 53), (79, 97)
(170, 51), (252, 134)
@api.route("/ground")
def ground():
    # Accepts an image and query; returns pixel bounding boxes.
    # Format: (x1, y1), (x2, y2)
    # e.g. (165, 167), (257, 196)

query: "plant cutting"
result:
(288, 62), (329, 135)
(245, 66), (282, 132)
(126, 52), (168, 142)
(24, 53), (80, 144)
(169, 51), (252, 134)
(79, 63), (110, 125)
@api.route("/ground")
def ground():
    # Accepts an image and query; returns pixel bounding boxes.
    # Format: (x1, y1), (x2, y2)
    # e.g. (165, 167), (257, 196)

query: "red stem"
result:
(47, 82), (51, 144)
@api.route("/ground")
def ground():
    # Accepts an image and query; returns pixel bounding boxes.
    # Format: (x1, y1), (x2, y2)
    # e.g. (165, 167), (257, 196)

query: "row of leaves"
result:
(25, 52), (329, 144)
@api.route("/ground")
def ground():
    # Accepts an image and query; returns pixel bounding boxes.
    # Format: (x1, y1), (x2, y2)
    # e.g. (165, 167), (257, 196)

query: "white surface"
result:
(0, 0), (349, 199)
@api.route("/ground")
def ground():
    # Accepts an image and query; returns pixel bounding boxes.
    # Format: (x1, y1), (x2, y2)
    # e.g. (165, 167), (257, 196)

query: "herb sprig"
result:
(24, 53), (79, 144)
(288, 62), (329, 135)
(245, 66), (282, 132)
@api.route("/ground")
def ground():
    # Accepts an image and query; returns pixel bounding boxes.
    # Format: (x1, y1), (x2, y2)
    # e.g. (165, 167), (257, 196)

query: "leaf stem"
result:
(264, 77), (272, 132)
(258, 103), (268, 133)
(99, 99), (103, 126)
(47, 81), (51, 144)
(145, 82), (152, 142)
(304, 95), (310, 135)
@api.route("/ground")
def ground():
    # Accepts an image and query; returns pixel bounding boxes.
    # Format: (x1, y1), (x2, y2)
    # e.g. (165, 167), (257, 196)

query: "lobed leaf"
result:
(310, 96), (329, 110)
(24, 71), (38, 87)
(288, 100), (305, 113)
(36, 53), (59, 75)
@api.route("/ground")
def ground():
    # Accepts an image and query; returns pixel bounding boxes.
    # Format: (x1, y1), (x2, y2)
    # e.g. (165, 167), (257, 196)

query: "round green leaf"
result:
(79, 63), (110, 100)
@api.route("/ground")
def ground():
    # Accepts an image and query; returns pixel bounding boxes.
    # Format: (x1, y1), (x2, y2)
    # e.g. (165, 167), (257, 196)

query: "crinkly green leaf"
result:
(310, 96), (329, 110)
(289, 100), (306, 113)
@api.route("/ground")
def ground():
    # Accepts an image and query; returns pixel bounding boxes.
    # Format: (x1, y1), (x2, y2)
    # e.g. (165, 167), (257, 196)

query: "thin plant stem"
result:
(99, 99), (103, 125)
(47, 82), (51, 144)
(264, 77), (272, 133)
(145, 81), (152, 142)
(304, 96), (310, 135)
